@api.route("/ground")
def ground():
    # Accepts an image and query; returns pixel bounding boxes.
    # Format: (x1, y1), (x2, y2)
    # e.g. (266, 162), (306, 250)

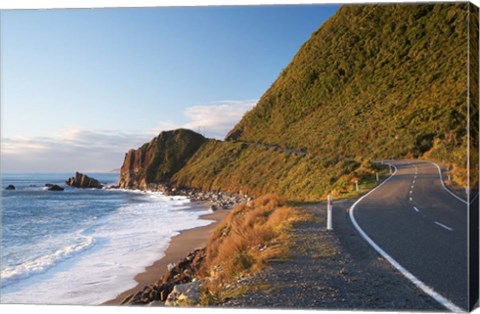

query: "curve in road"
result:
(349, 160), (468, 312)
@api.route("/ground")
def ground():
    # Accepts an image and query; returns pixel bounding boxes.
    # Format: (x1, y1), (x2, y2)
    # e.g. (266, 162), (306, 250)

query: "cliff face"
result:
(118, 129), (207, 189)
(118, 144), (152, 189)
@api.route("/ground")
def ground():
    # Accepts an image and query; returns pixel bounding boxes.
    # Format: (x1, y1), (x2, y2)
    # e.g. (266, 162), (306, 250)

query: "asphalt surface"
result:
(352, 160), (469, 310)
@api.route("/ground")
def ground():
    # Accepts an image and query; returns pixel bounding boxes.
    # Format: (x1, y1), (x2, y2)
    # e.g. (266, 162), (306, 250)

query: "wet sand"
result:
(103, 205), (228, 305)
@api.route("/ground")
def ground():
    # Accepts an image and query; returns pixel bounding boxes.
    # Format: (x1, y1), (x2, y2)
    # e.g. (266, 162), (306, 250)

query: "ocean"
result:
(0, 173), (213, 305)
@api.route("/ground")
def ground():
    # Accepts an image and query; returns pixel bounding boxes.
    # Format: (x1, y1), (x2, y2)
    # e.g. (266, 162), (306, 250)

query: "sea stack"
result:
(66, 172), (103, 189)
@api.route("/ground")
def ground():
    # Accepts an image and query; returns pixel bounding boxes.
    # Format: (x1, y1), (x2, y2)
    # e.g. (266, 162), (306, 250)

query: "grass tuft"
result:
(199, 194), (308, 304)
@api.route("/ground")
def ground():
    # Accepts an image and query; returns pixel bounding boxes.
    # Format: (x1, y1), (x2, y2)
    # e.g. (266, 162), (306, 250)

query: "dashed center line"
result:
(434, 221), (453, 232)
(409, 197), (413, 201)
(413, 206), (420, 212)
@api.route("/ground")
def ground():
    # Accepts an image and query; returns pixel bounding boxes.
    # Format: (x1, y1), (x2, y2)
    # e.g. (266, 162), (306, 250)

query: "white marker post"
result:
(376, 172), (379, 182)
(355, 180), (359, 192)
(327, 194), (333, 230)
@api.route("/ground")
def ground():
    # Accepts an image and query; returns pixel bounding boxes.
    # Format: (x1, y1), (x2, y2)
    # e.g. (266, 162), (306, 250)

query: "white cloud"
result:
(1, 99), (256, 173)
(181, 99), (256, 139)
(1, 129), (159, 173)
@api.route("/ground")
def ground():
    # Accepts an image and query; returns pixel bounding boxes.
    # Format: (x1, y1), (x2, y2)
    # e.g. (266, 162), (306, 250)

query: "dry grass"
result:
(199, 194), (306, 303)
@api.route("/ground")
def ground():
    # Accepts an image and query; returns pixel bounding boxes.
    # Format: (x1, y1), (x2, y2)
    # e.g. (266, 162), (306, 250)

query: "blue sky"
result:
(1, 4), (339, 172)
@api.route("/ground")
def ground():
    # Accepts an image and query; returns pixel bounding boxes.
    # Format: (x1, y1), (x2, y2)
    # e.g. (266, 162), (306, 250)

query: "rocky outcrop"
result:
(5, 185), (15, 190)
(165, 281), (201, 306)
(47, 184), (64, 191)
(118, 129), (207, 189)
(121, 249), (205, 305)
(66, 172), (103, 189)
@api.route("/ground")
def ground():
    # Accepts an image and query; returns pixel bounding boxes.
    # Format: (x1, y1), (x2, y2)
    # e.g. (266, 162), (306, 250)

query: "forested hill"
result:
(226, 3), (471, 184)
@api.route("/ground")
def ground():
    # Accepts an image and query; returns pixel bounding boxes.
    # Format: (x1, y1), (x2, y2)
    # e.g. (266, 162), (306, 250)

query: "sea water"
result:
(0, 173), (213, 305)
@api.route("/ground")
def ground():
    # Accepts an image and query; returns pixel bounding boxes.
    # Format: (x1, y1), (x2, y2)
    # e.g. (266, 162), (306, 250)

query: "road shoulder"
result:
(222, 200), (442, 310)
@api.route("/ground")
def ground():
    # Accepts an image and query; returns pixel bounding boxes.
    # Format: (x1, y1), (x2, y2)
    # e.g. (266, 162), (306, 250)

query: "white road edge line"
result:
(431, 162), (468, 205)
(413, 206), (420, 212)
(471, 193), (479, 203)
(434, 221), (454, 232)
(349, 164), (464, 313)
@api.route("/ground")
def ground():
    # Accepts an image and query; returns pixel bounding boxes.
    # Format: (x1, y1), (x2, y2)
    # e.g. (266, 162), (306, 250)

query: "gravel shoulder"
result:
(223, 199), (443, 311)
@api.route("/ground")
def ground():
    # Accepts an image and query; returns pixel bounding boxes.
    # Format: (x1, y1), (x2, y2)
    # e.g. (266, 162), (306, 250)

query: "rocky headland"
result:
(118, 129), (207, 190)
(117, 128), (251, 209)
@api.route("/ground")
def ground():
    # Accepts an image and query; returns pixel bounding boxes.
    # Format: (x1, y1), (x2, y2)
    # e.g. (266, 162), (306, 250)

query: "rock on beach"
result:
(121, 249), (206, 305)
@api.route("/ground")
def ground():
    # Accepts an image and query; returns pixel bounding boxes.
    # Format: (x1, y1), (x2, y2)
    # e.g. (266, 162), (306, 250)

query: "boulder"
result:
(66, 172), (103, 189)
(165, 281), (201, 306)
(5, 185), (15, 190)
(147, 300), (164, 306)
(121, 248), (206, 305)
(47, 184), (64, 191)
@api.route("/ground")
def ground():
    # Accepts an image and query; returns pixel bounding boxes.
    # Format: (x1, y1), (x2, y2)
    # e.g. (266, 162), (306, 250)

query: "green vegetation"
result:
(171, 139), (386, 200)
(144, 129), (207, 182)
(468, 2), (479, 191)
(199, 194), (307, 305)
(120, 3), (475, 198)
(226, 3), (471, 187)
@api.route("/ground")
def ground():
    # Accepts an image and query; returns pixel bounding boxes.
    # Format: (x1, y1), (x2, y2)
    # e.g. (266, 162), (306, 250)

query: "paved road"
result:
(350, 160), (469, 311)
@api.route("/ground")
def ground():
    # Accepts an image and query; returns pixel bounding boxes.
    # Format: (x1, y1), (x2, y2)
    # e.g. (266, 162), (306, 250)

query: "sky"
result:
(0, 3), (340, 173)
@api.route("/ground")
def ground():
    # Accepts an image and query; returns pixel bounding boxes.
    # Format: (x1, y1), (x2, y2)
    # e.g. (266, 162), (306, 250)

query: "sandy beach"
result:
(103, 204), (229, 305)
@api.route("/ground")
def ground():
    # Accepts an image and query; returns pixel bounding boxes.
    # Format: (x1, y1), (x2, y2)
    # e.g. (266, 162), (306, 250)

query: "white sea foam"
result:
(1, 236), (95, 287)
(1, 190), (213, 305)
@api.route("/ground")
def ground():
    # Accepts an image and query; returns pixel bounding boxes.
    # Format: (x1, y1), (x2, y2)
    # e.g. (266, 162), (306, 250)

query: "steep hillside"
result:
(118, 3), (475, 199)
(172, 140), (374, 201)
(119, 131), (384, 201)
(226, 3), (470, 184)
